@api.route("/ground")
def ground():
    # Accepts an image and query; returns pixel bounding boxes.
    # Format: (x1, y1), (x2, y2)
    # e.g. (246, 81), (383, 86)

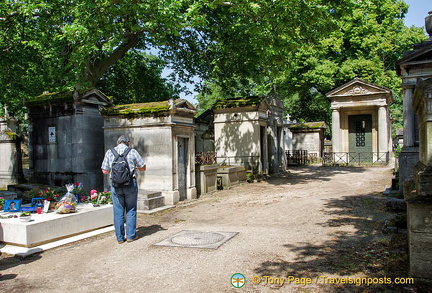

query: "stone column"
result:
(403, 87), (415, 147)
(378, 106), (388, 154)
(399, 87), (419, 194)
(331, 108), (340, 153)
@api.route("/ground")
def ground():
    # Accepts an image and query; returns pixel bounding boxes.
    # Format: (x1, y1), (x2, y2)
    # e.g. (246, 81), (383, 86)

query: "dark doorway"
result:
(177, 138), (188, 201)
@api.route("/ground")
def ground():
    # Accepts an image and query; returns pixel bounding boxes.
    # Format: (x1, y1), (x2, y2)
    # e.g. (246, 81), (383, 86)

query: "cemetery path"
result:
(1, 164), (421, 292)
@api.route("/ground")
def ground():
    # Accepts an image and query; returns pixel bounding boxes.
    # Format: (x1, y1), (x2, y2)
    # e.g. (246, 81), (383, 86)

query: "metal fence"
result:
(216, 155), (261, 171)
(195, 152), (261, 171)
(322, 152), (390, 166)
(195, 151), (217, 165)
(285, 150), (308, 166)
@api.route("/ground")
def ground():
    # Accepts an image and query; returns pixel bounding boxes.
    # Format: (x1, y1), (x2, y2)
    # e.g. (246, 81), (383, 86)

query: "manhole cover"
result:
(154, 230), (238, 249)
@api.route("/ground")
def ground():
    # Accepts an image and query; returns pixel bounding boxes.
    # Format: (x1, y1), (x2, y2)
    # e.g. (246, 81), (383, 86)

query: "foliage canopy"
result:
(0, 0), (428, 133)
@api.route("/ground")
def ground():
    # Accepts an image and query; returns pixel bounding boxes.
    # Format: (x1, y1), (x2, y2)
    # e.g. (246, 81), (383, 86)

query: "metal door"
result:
(177, 138), (188, 201)
(348, 114), (372, 163)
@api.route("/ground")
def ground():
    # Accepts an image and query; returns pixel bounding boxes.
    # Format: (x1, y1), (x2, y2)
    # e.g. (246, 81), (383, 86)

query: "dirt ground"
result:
(1, 165), (431, 293)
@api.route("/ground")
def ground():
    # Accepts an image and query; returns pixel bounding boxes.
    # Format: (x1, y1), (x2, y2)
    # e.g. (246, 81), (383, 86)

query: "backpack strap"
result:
(111, 147), (131, 160)
(122, 148), (133, 176)
(123, 147), (132, 158)
(110, 148), (120, 162)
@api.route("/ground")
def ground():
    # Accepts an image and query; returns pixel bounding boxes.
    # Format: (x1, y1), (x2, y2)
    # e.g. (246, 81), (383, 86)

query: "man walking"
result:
(101, 135), (146, 243)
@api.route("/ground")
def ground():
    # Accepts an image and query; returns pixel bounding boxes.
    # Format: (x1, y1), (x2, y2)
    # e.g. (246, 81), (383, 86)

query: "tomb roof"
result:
(101, 99), (196, 116)
(289, 121), (327, 129)
(396, 41), (432, 76)
(26, 88), (111, 107)
(212, 96), (266, 109)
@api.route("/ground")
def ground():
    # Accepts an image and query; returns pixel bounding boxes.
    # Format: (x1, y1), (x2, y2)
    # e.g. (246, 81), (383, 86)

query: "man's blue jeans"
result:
(110, 179), (138, 241)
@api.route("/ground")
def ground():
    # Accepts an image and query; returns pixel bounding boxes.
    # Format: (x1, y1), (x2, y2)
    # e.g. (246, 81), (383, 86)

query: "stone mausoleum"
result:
(326, 78), (393, 164)
(396, 33), (432, 194)
(397, 11), (432, 279)
(26, 89), (111, 192)
(212, 95), (285, 174)
(0, 115), (23, 189)
(101, 99), (197, 205)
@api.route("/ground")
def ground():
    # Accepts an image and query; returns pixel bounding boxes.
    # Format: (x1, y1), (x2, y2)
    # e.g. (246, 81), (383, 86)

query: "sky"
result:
(177, 0), (431, 104)
(403, 0), (430, 28)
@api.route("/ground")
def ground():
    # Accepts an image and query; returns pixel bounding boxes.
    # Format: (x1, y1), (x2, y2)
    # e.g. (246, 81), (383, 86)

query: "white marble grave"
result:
(0, 203), (113, 247)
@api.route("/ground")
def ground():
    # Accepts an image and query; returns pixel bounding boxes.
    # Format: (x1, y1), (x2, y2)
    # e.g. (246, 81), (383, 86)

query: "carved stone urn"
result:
(426, 11), (432, 39)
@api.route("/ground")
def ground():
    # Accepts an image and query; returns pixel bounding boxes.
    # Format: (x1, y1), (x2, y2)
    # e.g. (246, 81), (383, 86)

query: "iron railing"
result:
(285, 150), (308, 166)
(195, 151), (217, 165)
(322, 152), (389, 166)
(216, 155), (260, 171)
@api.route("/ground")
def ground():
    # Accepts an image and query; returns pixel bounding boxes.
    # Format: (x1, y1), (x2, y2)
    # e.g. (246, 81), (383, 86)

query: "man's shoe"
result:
(118, 239), (125, 244)
(126, 235), (138, 243)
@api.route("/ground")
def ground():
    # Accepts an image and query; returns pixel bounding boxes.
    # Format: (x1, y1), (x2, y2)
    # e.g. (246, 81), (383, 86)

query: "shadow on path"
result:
(253, 175), (432, 292)
(265, 165), (368, 186)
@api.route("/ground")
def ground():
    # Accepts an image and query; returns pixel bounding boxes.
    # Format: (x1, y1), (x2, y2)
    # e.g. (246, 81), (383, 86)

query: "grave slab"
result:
(0, 203), (113, 247)
(0, 226), (114, 257)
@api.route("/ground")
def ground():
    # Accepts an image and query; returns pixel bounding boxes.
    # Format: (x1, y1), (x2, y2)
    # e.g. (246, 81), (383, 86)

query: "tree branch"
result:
(85, 31), (144, 85)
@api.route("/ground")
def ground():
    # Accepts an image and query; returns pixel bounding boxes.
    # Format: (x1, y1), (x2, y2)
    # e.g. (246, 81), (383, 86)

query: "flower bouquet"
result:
(72, 182), (84, 203)
(43, 187), (60, 203)
(56, 183), (78, 214)
(86, 190), (112, 207)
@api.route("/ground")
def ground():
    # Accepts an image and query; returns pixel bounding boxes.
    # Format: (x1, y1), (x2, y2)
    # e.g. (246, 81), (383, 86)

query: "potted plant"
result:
(19, 211), (32, 222)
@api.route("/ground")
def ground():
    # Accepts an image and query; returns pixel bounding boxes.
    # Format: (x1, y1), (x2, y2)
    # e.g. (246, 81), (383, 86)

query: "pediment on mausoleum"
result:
(27, 88), (112, 107)
(172, 99), (196, 111)
(396, 42), (432, 75)
(326, 78), (392, 104)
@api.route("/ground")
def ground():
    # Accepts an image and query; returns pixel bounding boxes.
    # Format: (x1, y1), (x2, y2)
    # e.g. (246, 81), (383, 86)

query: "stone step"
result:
(0, 190), (18, 200)
(137, 190), (169, 212)
(8, 183), (49, 198)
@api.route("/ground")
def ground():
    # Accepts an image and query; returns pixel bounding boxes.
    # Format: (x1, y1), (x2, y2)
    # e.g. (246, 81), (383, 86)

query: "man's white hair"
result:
(117, 135), (130, 145)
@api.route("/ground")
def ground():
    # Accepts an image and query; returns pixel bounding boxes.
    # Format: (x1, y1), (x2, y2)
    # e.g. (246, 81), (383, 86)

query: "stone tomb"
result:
(396, 37), (432, 194)
(288, 121), (327, 159)
(26, 89), (111, 192)
(0, 204), (113, 247)
(102, 99), (197, 205)
(0, 116), (23, 189)
(212, 96), (284, 174)
(326, 78), (392, 164)
(404, 77), (432, 278)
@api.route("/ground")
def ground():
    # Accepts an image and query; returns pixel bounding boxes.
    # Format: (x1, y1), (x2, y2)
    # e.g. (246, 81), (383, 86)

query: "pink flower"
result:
(101, 196), (106, 201)
(91, 194), (98, 200)
(90, 189), (97, 195)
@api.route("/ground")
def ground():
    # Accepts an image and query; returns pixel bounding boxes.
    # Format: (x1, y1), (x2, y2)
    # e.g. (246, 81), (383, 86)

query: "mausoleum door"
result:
(178, 138), (188, 201)
(348, 114), (372, 162)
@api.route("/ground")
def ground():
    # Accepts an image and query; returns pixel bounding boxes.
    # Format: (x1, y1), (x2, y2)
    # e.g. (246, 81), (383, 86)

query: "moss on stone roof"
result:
(101, 100), (178, 116)
(213, 96), (264, 109)
(289, 121), (327, 129)
(26, 88), (110, 107)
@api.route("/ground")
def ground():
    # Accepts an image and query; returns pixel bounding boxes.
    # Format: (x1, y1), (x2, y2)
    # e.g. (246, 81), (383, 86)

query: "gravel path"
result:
(1, 165), (406, 292)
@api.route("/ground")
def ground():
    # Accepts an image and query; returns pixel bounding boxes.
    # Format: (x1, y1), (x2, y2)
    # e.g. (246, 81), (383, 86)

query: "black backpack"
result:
(110, 147), (133, 187)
